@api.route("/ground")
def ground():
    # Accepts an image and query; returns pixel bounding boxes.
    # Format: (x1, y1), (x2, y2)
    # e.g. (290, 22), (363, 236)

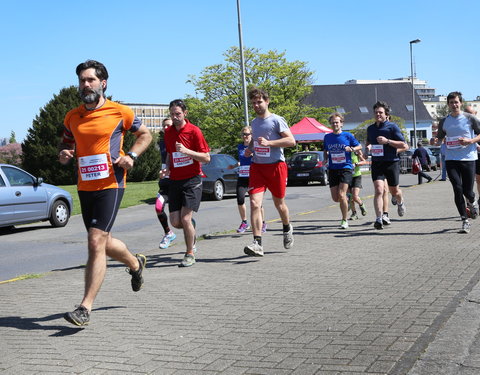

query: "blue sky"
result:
(1, 0), (478, 142)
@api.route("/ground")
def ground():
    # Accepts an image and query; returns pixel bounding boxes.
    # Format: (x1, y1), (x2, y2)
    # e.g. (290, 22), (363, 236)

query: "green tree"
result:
(186, 47), (332, 156)
(22, 86), (81, 184)
(351, 115), (409, 145)
(9, 131), (16, 144)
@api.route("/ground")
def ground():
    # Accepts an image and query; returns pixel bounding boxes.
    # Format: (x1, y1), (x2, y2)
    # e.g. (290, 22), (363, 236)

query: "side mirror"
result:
(34, 177), (43, 187)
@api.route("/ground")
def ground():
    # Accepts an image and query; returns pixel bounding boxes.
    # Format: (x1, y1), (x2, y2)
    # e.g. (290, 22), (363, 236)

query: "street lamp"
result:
(410, 39), (421, 147)
(237, 0), (249, 127)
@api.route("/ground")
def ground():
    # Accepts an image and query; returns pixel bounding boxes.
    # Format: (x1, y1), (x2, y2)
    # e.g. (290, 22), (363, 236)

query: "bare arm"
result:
(116, 124), (153, 170)
(257, 129), (296, 148)
(175, 142), (210, 163)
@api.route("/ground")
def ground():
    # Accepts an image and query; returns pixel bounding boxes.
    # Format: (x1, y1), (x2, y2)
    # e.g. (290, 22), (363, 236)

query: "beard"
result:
(79, 86), (103, 104)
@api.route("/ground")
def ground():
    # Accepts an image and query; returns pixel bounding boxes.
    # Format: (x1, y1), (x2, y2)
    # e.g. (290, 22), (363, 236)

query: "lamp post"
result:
(237, 0), (249, 127)
(410, 39), (421, 147)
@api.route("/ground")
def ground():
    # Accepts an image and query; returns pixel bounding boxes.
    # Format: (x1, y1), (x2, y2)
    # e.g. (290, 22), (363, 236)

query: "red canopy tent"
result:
(290, 117), (332, 142)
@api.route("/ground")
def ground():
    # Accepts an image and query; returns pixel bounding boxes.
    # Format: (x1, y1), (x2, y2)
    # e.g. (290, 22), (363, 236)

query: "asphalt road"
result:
(0, 172), (434, 282)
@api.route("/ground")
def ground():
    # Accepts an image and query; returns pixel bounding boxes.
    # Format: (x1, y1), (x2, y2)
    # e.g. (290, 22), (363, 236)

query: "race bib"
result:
(172, 151), (193, 168)
(78, 153), (109, 181)
(254, 141), (270, 157)
(446, 136), (462, 149)
(238, 165), (250, 177)
(331, 151), (346, 164)
(371, 144), (384, 156)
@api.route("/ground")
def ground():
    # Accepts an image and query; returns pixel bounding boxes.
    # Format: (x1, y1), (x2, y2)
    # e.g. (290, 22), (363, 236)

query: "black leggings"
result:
(236, 177), (249, 206)
(446, 160), (476, 218)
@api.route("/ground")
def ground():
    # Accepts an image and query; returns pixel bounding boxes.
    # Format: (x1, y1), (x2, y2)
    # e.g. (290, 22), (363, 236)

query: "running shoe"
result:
(159, 231), (176, 249)
(382, 213), (391, 225)
(179, 253), (195, 267)
(126, 254), (146, 292)
(244, 240), (264, 257)
(64, 305), (90, 327)
(374, 218), (383, 230)
(237, 221), (249, 233)
(460, 219), (471, 234)
(468, 201), (479, 220)
(397, 201), (406, 217)
(283, 224), (294, 249)
(261, 222), (268, 233)
(349, 212), (358, 220)
(360, 204), (367, 216)
(391, 196), (397, 206)
(340, 219), (349, 229)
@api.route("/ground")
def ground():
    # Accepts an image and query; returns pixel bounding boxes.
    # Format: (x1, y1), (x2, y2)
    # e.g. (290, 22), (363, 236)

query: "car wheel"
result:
(211, 180), (224, 201)
(320, 171), (328, 186)
(49, 200), (70, 227)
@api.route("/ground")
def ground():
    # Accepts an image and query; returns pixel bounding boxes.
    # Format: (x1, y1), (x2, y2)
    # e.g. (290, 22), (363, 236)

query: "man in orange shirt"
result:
(59, 60), (152, 326)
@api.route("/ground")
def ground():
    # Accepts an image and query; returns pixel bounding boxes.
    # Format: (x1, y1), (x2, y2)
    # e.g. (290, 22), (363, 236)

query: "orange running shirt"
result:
(63, 100), (142, 191)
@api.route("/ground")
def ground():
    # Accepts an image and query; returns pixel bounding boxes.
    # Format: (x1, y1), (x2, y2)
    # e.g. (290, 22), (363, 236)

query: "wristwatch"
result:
(127, 151), (138, 161)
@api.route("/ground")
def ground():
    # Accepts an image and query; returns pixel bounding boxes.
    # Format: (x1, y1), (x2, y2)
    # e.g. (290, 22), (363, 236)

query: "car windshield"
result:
(292, 153), (319, 162)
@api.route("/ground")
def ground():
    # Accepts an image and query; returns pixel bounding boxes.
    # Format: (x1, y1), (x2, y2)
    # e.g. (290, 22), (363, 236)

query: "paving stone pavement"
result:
(1, 180), (480, 374)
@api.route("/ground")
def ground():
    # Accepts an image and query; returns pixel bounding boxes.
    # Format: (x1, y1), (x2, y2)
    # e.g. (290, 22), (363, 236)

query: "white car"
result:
(0, 164), (73, 228)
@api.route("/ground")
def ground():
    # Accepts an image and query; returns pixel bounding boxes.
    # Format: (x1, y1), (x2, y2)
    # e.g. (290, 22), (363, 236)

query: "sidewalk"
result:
(1, 179), (480, 374)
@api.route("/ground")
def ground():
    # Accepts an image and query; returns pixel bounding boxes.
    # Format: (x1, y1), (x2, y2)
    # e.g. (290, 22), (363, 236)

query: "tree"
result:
(351, 115), (409, 145)
(9, 131), (16, 144)
(0, 143), (22, 166)
(186, 47), (332, 156)
(22, 86), (81, 184)
(123, 131), (161, 182)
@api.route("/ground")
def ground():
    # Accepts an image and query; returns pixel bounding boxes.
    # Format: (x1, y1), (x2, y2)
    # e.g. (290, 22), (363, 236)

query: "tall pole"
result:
(237, 0), (249, 127)
(410, 39), (421, 147)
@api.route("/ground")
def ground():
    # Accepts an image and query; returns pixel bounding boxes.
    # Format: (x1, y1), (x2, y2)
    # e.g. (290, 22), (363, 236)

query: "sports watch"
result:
(127, 151), (138, 161)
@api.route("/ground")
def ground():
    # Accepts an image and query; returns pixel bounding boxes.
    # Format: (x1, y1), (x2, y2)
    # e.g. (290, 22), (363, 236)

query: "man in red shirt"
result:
(160, 99), (210, 267)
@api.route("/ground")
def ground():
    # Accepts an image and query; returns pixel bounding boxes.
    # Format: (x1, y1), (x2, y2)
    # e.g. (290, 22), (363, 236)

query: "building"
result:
(345, 77), (436, 101)
(303, 82), (433, 144)
(423, 96), (480, 120)
(121, 102), (169, 134)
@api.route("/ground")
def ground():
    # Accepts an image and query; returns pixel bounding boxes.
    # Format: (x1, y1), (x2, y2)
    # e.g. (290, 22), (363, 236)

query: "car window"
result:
(217, 155), (235, 168)
(2, 166), (35, 186)
(293, 154), (318, 162)
(0, 174), (5, 187)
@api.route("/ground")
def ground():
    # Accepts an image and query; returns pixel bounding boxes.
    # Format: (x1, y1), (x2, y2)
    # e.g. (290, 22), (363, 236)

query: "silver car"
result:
(0, 164), (73, 228)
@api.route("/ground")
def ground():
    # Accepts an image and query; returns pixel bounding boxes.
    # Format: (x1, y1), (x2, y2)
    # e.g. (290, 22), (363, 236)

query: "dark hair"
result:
(169, 99), (187, 111)
(447, 91), (463, 103)
(76, 60), (109, 81)
(248, 87), (269, 101)
(373, 101), (391, 115)
(162, 117), (172, 125)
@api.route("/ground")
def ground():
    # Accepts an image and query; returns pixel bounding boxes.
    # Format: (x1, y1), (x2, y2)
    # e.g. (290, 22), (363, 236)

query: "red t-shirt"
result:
(165, 120), (210, 180)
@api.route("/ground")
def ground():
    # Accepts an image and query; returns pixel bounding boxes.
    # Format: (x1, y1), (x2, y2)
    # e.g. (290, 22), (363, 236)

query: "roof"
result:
(303, 83), (432, 124)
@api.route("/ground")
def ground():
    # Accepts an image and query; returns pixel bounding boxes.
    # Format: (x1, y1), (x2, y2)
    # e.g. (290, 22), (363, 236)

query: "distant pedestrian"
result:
(437, 92), (480, 233)
(229, 126), (267, 234)
(413, 141), (433, 184)
(243, 87), (296, 257)
(348, 149), (368, 220)
(156, 118), (176, 249)
(160, 99), (210, 266)
(323, 112), (362, 229)
(59, 60), (152, 326)
(367, 101), (408, 229)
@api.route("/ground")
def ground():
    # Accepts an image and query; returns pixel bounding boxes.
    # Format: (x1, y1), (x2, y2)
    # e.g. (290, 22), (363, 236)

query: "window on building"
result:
(336, 107), (346, 113)
(359, 106), (369, 113)
(406, 105), (414, 112)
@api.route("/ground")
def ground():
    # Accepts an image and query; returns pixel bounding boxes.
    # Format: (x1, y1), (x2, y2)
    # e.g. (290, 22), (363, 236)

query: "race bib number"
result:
(239, 165), (250, 177)
(254, 141), (270, 157)
(331, 151), (346, 164)
(371, 144), (384, 156)
(172, 151), (193, 168)
(78, 153), (109, 181)
(446, 136), (462, 149)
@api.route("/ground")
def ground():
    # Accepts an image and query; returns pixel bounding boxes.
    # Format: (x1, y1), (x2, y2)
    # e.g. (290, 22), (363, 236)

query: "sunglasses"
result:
(242, 133), (251, 136)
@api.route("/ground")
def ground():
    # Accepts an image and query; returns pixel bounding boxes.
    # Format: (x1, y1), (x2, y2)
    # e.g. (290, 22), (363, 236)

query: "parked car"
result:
(426, 146), (441, 168)
(0, 164), (73, 228)
(201, 154), (239, 200)
(287, 151), (328, 186)
(399, 148), (437, 173)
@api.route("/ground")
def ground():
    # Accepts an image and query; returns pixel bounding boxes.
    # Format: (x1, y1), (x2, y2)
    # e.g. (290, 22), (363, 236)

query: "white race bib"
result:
(78, 153), (110, 181)
(371, 144), (384, 156)
(254, 141), (270, 157)
(446, 136), (462, 149)
(238, 165), (250, 177)
(172, 151), (193, 168)
(331, 151), (347, 164)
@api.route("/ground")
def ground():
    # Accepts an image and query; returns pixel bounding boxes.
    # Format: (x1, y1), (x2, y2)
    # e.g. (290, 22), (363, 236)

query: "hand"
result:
(257, 137), (269, 147)
(114, 155), (134, 170)
(244, 148), (252, 157)
(376, 136), (388, 145)
(159, 168), (170, 179)
(458, 137), (471, 146)
(59, 149), (75, 165)
(175, 141), (188, 154)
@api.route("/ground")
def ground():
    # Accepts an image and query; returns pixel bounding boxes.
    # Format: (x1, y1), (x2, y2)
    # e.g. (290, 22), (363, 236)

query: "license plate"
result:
(297, 173), (309, 177)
